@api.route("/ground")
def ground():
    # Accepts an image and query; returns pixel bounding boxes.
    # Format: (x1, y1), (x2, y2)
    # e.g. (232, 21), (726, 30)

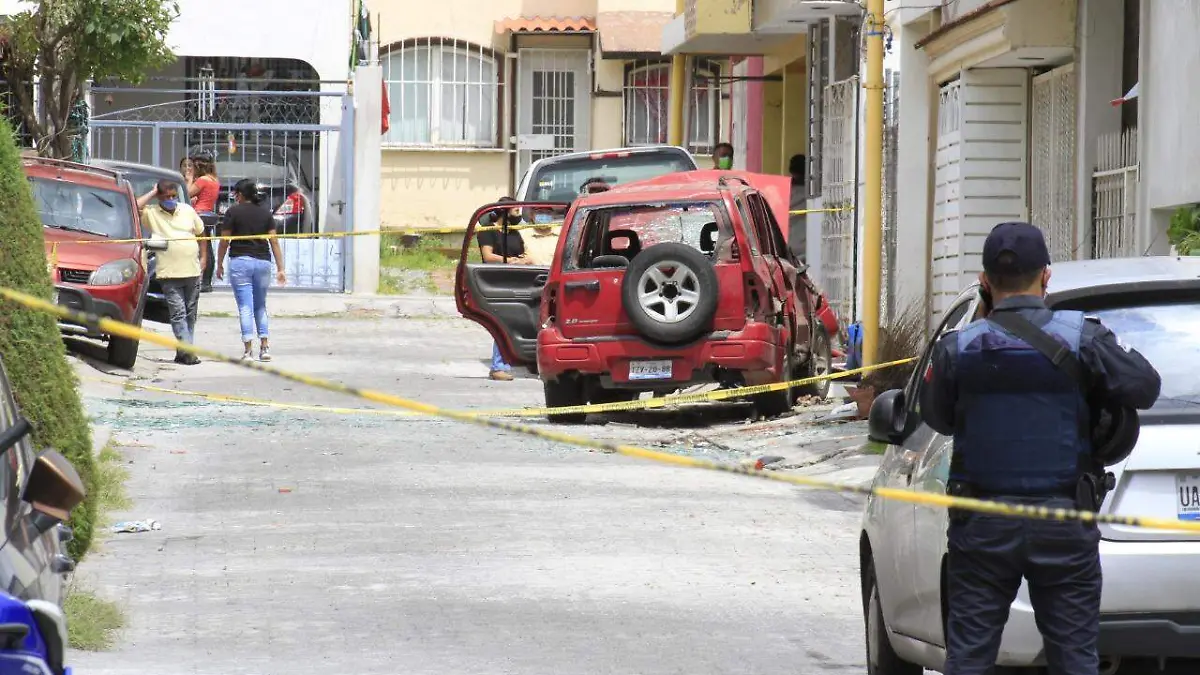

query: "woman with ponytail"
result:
(216, 179), (287, 361)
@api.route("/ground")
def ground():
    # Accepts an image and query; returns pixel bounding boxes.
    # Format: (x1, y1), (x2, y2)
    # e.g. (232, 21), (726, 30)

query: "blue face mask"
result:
(160, 199), (178, 212)
(534, 213), (553, 224)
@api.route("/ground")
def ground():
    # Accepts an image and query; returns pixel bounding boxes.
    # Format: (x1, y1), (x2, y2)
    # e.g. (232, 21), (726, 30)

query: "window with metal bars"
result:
(622, 60), (720, 155)
(381, 38), (499, 148)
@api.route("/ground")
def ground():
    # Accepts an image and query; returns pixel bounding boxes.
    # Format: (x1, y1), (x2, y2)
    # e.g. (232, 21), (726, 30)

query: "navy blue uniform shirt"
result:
(921, 294), (1162, 437)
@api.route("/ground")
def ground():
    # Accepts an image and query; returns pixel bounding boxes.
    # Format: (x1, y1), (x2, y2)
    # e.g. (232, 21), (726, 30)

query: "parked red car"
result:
(456, 170), (840, 422)
(25, 157), (160, 369)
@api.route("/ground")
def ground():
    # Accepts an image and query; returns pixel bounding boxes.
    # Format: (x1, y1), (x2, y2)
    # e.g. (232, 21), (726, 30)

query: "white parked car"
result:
(514, 145), (698, 204)
(859, 256), (1200, 675)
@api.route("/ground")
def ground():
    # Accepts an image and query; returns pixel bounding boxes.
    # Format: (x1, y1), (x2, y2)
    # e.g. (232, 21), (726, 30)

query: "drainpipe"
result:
(668, 0), (686, 146)
(860, 0), (884, 367)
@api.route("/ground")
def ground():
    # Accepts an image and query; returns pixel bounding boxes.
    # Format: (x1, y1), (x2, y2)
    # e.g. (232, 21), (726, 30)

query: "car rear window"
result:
(29, 177), (135, 239)
(527, 152), (695, 202)
(566, 201), (731, 270)
(1086, 301), (1200, 410)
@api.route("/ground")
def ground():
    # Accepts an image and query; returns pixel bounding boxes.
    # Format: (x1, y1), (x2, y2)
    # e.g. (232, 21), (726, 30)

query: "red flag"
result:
(381, 80), (391, 134)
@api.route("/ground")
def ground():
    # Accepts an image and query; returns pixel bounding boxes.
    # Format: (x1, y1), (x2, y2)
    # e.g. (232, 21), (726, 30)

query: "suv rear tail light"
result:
(589, 151), (631, 160)
(541, 282), (558, 327)
(276, 194), (304, 216)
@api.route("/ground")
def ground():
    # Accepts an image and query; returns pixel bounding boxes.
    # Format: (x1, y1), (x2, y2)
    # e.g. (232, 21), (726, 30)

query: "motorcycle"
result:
(0, 593), (70, 675)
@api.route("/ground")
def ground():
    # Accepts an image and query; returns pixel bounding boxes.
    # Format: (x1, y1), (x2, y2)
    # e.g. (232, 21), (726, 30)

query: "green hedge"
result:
(0, 119), (96, 560)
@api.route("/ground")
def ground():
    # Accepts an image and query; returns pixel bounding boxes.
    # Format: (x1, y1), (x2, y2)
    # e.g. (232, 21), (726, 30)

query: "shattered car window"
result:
(567, 202), (732, 269)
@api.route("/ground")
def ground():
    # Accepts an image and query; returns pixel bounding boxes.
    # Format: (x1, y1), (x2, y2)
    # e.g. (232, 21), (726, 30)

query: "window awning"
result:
(596, 11), (675, 57)
(494, 16), (596, 35)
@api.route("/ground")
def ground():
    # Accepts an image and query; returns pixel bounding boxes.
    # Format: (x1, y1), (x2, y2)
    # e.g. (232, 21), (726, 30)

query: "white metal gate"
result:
(516, 49), (592, 181)
(931, 79), (963, 323)
(1092, 128), (1139, 258)
(1030, 64), (1078, 262)
(819, 76), (859, 326)
(881, 69), (899, 325)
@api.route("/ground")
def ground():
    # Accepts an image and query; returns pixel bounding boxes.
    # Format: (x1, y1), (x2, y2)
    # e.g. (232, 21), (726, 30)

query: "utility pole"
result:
(668, 0), (687, 146)
(860, 0), (885, 367)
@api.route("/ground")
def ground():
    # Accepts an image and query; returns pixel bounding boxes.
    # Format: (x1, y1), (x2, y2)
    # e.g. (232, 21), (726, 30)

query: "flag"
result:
(382, 80), (391, 134)
(1111, 82), (1139, 107)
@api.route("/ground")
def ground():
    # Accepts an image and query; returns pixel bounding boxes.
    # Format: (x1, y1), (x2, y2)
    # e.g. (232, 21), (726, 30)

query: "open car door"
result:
(455, 201), (571, 366)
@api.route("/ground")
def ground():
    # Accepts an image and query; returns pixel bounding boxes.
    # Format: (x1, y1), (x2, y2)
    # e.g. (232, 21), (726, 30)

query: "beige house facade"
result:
(372, 0), (730, 231)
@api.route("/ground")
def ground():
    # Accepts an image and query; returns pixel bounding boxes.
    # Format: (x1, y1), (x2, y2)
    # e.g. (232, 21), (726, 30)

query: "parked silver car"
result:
(860, 256), (1200, 675)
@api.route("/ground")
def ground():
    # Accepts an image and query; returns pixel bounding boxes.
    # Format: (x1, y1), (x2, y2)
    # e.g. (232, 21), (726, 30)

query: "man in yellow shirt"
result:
(140, 180), (207, 365)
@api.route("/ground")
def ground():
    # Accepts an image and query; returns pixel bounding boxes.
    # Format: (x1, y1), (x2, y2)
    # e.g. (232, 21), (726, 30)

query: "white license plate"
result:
(628, 359), (672, 381)
(1177, 474), (1200, 521)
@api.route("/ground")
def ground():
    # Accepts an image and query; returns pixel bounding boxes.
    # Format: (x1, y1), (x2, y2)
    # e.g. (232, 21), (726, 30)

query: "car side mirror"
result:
(867, 389), (908, 444)
(145, 238), (168, 252)
(22, 450), (86, 531)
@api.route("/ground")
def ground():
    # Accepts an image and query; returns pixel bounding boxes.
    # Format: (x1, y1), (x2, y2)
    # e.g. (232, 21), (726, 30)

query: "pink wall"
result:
(745, 57), (764, 173)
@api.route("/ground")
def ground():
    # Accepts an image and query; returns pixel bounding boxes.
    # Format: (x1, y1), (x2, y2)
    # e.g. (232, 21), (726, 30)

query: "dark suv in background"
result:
(187, 143), (316, 233)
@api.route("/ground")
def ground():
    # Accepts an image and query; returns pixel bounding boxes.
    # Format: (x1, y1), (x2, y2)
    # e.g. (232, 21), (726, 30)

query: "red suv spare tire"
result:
(621, 242), (719, 344)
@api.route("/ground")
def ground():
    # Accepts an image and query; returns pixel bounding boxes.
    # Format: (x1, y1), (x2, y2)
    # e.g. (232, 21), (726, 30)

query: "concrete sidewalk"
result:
(197, 290), (459, 319)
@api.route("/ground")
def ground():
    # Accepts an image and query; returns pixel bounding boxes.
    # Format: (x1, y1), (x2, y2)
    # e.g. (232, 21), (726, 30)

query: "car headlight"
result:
(88, 259), (139, 286)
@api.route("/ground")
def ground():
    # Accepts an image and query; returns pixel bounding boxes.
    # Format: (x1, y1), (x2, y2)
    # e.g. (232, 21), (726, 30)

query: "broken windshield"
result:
(29, 178), (135, 239)
(566, 201), (732, 270)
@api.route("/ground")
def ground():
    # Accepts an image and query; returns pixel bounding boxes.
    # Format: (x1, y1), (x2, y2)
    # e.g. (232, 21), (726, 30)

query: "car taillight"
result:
(541, 282), (558, 327)
(588, 151), (631, 160)
(276, 193), (305, 216)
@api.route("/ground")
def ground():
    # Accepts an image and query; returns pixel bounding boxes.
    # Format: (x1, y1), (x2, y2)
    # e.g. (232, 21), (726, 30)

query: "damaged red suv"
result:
(456, 170), (839, 423)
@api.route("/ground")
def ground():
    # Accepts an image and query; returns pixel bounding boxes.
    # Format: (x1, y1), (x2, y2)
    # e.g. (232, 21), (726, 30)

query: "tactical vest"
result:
(950, 311), (1091, 495)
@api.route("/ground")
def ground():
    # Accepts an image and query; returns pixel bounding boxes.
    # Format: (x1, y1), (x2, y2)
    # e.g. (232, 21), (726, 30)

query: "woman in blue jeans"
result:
(215, 179), (287, 361)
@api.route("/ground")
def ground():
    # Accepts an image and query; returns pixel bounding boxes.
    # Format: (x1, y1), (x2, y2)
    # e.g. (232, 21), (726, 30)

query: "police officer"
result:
(920, 222), (1162, 675)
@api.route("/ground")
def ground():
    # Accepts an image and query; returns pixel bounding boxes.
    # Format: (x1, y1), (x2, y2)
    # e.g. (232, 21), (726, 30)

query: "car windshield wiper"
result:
(45, 223), (110, 238)
(88, 192), (114, 208)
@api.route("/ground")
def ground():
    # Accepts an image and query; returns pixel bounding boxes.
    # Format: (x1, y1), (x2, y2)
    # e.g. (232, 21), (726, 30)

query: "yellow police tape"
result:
(82, 353), (909, 420)
(54, 205), (849, 247)
(5, 284), (1197, 534)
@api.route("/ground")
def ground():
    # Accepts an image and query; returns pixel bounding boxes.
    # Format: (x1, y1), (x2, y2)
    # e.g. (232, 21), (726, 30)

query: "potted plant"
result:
(848, 298), (926, 419)
(1168, 204), (1200, 256)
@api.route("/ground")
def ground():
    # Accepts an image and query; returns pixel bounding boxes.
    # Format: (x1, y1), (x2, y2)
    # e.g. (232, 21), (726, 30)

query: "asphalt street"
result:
(68, 311), (876, 675)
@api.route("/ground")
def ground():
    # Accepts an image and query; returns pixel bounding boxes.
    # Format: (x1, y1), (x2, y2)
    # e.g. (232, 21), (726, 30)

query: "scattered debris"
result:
(815, 402), (859, 423)
(754, 455), (786, 470)
(111, 519), (161, 534)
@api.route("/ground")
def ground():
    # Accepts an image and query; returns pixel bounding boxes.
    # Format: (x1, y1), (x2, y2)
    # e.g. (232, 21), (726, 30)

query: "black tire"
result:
(864, 561), (923, 675)
(798, 327), (833, 400)
(544, 376), (587, 424)
(107, 293), (145, 370)
(621, 243), (719, 344)
(526, 361), (539, 375)
(753, 350), (794, 418)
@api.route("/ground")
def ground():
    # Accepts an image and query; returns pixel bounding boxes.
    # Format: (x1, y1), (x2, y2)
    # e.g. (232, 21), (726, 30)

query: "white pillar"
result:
(352, 65), (382, 295)
(894, 21), (932, 318)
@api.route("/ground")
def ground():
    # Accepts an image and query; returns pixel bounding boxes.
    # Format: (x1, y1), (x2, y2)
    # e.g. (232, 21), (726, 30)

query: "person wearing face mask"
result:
(712, 142), (735, 170)
(476, 196), (533, 381)
(140, 180), (207, 365)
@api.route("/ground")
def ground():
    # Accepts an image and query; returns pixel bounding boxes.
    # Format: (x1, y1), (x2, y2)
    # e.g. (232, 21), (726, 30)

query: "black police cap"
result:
(982, 222), (1052, 275)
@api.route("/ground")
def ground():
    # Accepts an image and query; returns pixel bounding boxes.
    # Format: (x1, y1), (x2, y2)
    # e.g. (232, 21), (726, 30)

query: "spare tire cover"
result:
(621, 242), (720, 344)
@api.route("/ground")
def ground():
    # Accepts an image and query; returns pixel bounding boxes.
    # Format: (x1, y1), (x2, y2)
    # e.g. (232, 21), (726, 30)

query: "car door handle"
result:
(50, 555), (75, 575)
(534, 274), (548, 286)
(565, 280), (600, 292)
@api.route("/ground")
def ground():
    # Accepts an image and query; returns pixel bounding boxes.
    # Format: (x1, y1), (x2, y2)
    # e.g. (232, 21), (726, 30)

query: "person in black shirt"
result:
(216, 179), (287, 362)
(477, 196), (535, 264)
(476, 196), (534, 381)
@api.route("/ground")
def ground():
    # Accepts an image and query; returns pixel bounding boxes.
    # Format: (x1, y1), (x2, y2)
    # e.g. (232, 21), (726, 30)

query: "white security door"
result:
(516, 49), (592, 183)
(1030, 64), (1078, 262)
